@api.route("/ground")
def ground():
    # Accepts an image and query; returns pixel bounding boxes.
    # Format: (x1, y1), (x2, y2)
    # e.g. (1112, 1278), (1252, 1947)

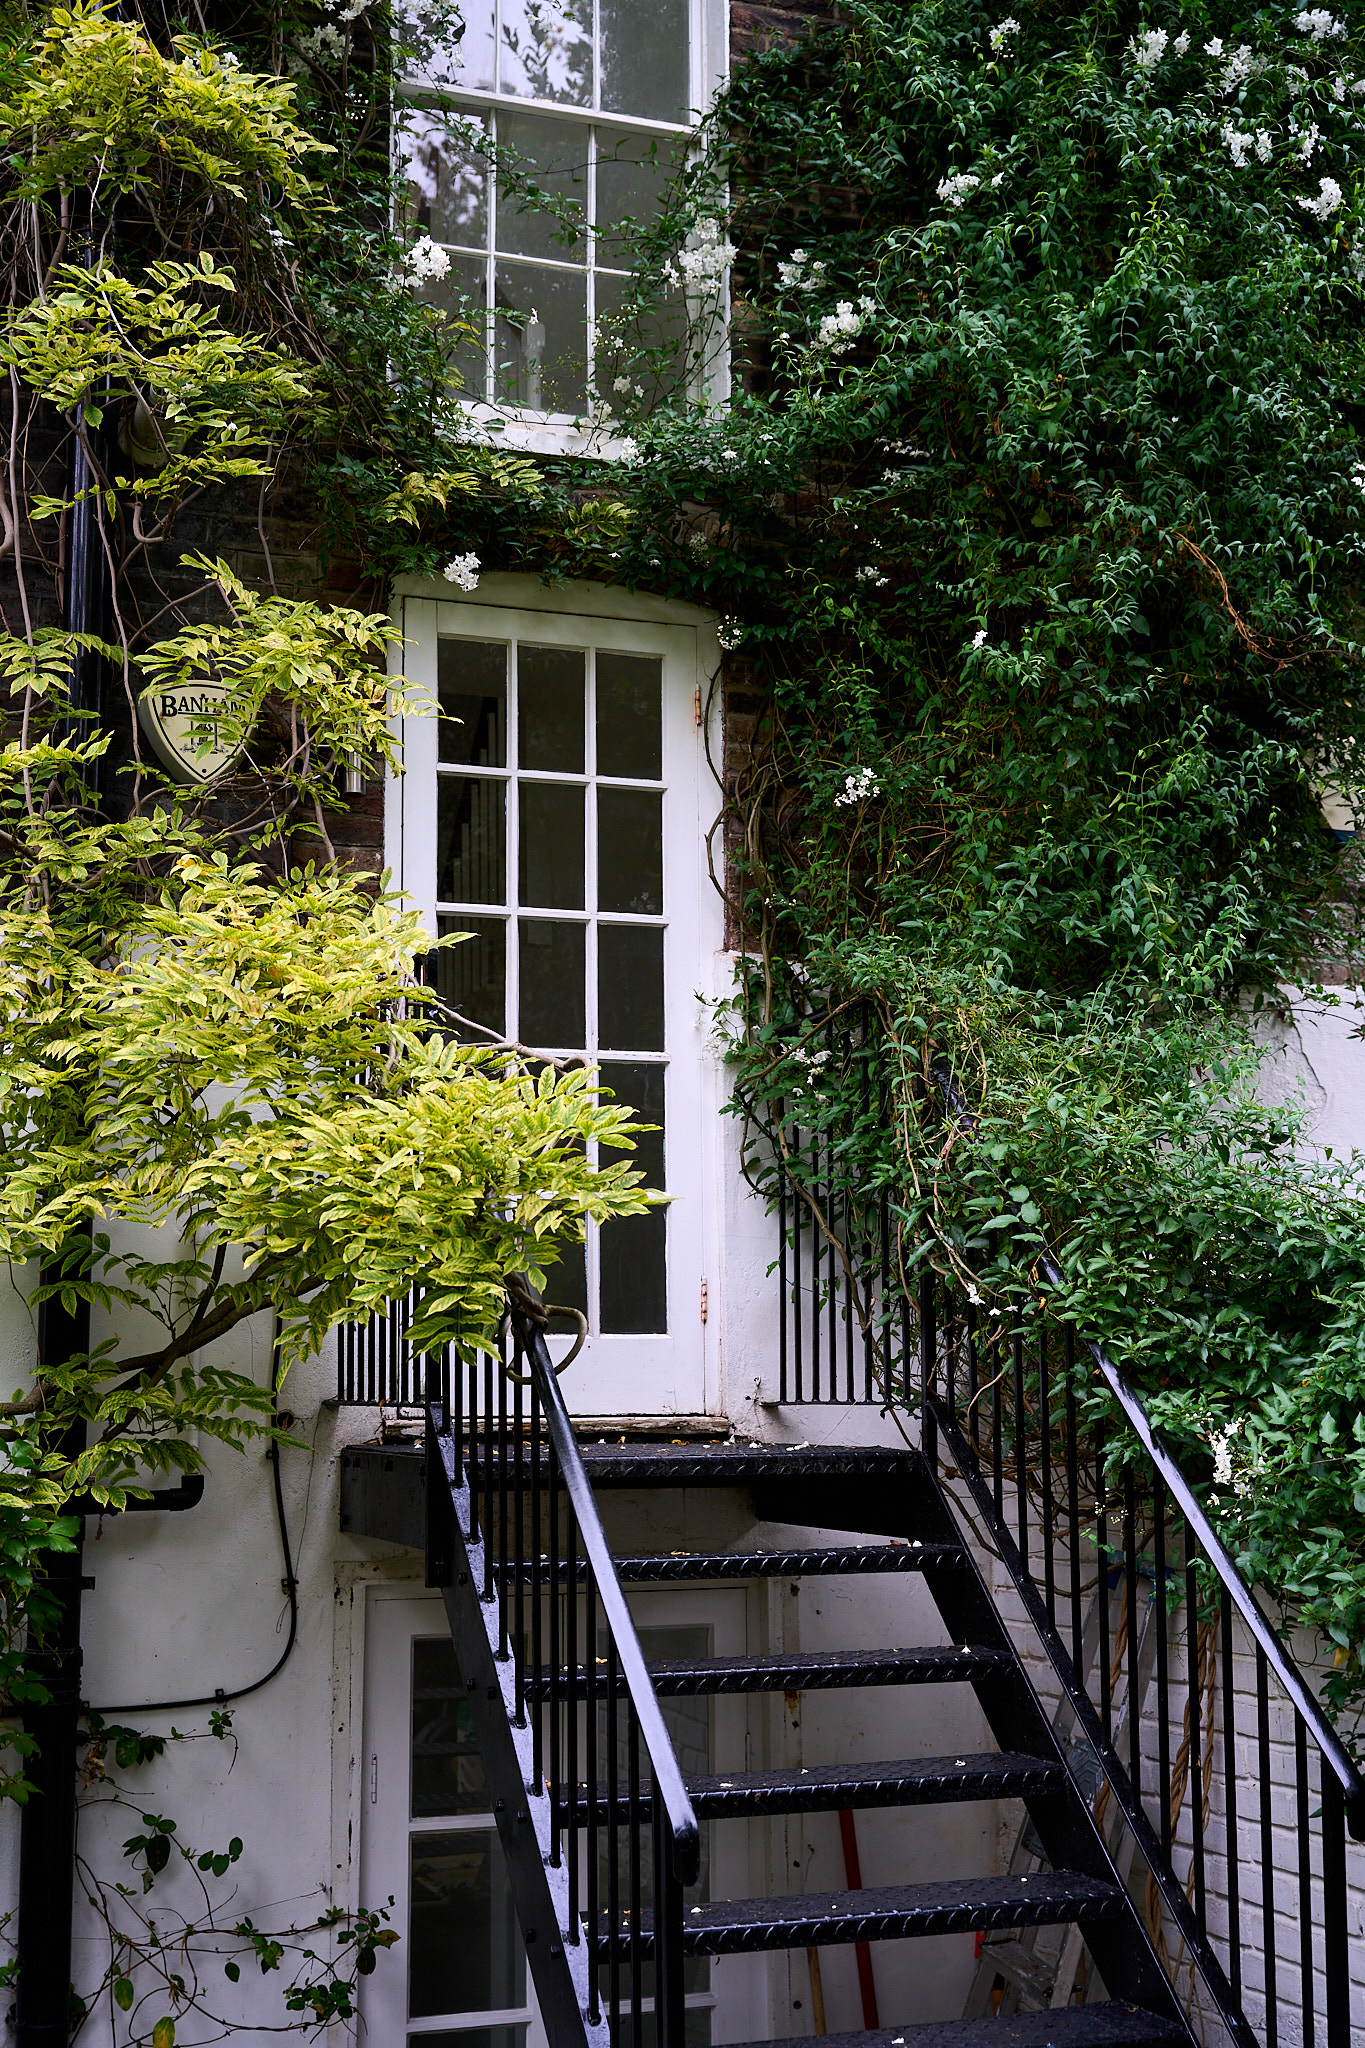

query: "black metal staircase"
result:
(411, 1301), (1198, 2048)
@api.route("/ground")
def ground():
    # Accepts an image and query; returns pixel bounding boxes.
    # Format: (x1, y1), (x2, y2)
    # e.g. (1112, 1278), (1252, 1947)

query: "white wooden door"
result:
(391, 586), (719, 1415)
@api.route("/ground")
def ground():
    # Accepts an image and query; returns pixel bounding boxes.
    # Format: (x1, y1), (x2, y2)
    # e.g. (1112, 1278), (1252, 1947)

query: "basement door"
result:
(360, 1586), (763, 2048)
(392, 590), (718, 1416)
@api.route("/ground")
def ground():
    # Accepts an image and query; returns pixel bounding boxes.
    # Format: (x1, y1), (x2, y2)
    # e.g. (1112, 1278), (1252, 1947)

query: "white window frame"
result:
(388, 573), (724, 1419)
(359, 1586), (766, 2048)
(397, 0), (730, 456)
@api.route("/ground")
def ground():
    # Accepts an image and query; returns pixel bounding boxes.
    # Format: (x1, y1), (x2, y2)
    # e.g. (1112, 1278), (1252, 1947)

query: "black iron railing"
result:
(422, 1292), (699, 2048)
(762, 1044), (1365, 2043)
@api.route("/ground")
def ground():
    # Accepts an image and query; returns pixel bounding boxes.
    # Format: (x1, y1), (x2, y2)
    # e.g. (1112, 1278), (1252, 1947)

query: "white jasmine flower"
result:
(1219, 44), (1257, 92)
(721, 447), (740, 461)
(1130, 26), (1168, 77)
(990, 170), (1006, 187)
(1255, 129), (1274, 163)
(1222, 122), (1253, 168)
(668, 217), (737, 292)
(1296, 119), (1321, 161)
(1295, 8), (1345, 39)
(855, 565), (889, 586)
(717, 619), (743, 651)
(971, 627), (988, 650)
(1210, 1417), (1243, 1489)
(615, 437), (642, 465)
(612, 375), (632, 394)
(989, 17), (1020, 52)
(405, 233), (451, 283)
(1172, 30), (1190, 55)
(816, 299), (865, 350)
(1299, 174), (1344, 221)
(1288, 64), (1309, 93)
(1350, 461), (1365, 493)
(297, 21), (345, 60)
(442, 552), (481, 591)
(1333, 74), (1351, 100)
(777, 248), (827, 293)
(834, 766), (882, 806)
(1204, 36), (1224, 57)
(857, 293), (877, 313)
(219, 48), (241, 66)
(937, 172), (981, 208)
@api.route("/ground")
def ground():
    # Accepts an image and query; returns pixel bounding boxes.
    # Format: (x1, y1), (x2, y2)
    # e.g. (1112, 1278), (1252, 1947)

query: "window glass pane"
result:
(497, 0), (592, 104)
(519, 784), (584, 908)
(495, 111), (586, 264)
(600, 0), (689, 120)
(439, 777), (507, 905)
(400, 109), (489, 247)
(599, 1062), (665, 1334)
(598, 925), (663, 1050)
(591, 271), (688, 416)
(408, 1828), (525, 2018)
(399, 0), (493, 89)
(494, 262), (586, 413)
(518, 646), (584, 770)
(416, 254), (489, 402)
(598, 789), (662, 914)
(519, 918), (585, 1045)
(594, 131), (688, 268)
(439, 640), (507, 767)
(411, 1637), (489, 1816)
(596, 653), (661, 778)
(435, 916), (506, 1038)
(413, 2031), (530, 2048)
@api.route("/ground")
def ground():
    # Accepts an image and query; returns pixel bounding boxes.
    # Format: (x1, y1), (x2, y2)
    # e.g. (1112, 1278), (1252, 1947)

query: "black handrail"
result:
(508, 1297), (701, 1885)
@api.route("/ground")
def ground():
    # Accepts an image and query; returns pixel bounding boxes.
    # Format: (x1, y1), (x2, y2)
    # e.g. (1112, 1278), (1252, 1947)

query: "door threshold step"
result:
(527, 1645), (1007, 1699)
(597, 1872), (1128, 1956)
(560, 1752), (1064, 1822)
(720, 2010), (1187, 2048)
(514, 1543), (968, 1585)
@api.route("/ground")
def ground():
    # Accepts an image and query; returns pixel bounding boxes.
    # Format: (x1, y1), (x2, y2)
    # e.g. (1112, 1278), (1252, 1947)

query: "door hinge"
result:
(700, 1278), (709, 1324)
(369, 1754), (378, 1805)
(693, 687), (702, 728)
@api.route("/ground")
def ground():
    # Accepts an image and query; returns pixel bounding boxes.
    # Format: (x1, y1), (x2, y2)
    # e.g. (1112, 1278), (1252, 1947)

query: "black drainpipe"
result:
(15, 208), (105, 2047)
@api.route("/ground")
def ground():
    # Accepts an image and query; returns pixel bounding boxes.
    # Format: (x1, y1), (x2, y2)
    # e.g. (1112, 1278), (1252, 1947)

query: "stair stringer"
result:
(749, 1456), (1194, 2037)
(431, 1424), (608, 2048)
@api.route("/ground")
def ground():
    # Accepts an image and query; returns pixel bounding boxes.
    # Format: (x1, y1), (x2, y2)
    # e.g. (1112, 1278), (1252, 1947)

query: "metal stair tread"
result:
(562, 1751), (1065, 1819)
(598, 1871), (1130, 1956)
(515, 1542), (968, 1584)
(527, 1644), (1007, 1698)
(718, 2010), (1187, 2048)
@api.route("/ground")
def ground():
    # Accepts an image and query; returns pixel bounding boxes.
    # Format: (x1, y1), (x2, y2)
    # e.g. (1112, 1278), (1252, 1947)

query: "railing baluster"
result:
(586, 1559), (600, 2018)
(1154, 1476), (1170, 1856)
(628, 1700), (643, 2048)
(483, 1346), (494, 1602)
(567, 1507), (580, 1938)
(498, 1338), (509, 1659)
(1321, 1757), (1350, 2048)
(1124, 1467), (1140, 1809)
(548, 1427), (561, 1866)
(1257, 1645), (1279, 2048)
(513, 1369), (525, 1724)
(1040, 1326), (1055, 1632)
(778, 1102), (789, 1405)
(1220, 1586), (1241, 2010)
(1014, 1321), (1028, 1574)
(531, 1370), (543, 1786)
(606, 1634), (621, 2048)
(1097, 1418), (1112, 1750)
(1297, 1713), (1315, 2048)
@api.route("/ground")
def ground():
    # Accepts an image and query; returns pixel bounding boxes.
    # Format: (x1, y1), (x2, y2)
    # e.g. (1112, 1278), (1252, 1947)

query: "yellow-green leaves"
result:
(1, 260), (314, 502)
(0, 0), (326, 202)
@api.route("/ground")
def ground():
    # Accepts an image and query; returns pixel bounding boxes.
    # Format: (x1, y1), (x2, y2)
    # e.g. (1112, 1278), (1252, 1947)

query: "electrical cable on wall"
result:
(86, 1317), (300, 1721)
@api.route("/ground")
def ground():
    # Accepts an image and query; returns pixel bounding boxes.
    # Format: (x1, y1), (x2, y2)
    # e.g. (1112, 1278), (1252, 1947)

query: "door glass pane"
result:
(519, 783), (584, 907)
(544, 1238), (588, 1317)
(597, 788), (662, 913)
(598, 925), (663, 1050)
(434, 916), (506, 1037)
(439, 777), (507, 904)
(599, 1061), (665, 1333)
(519, 646), (585, 770)
(411, 1637), (489, 1815)
(600, 0), (689, 120)
(408, 1829), (525, 2018)
(497, 0), (592, 104)
(494, 262), (587, 412)
(519, 918), (585, 1045)
(440, 640), (507, 766)
(596, 654), (661, 778)
(496, 111), (587, 263)
(400, 109), (489, 247)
